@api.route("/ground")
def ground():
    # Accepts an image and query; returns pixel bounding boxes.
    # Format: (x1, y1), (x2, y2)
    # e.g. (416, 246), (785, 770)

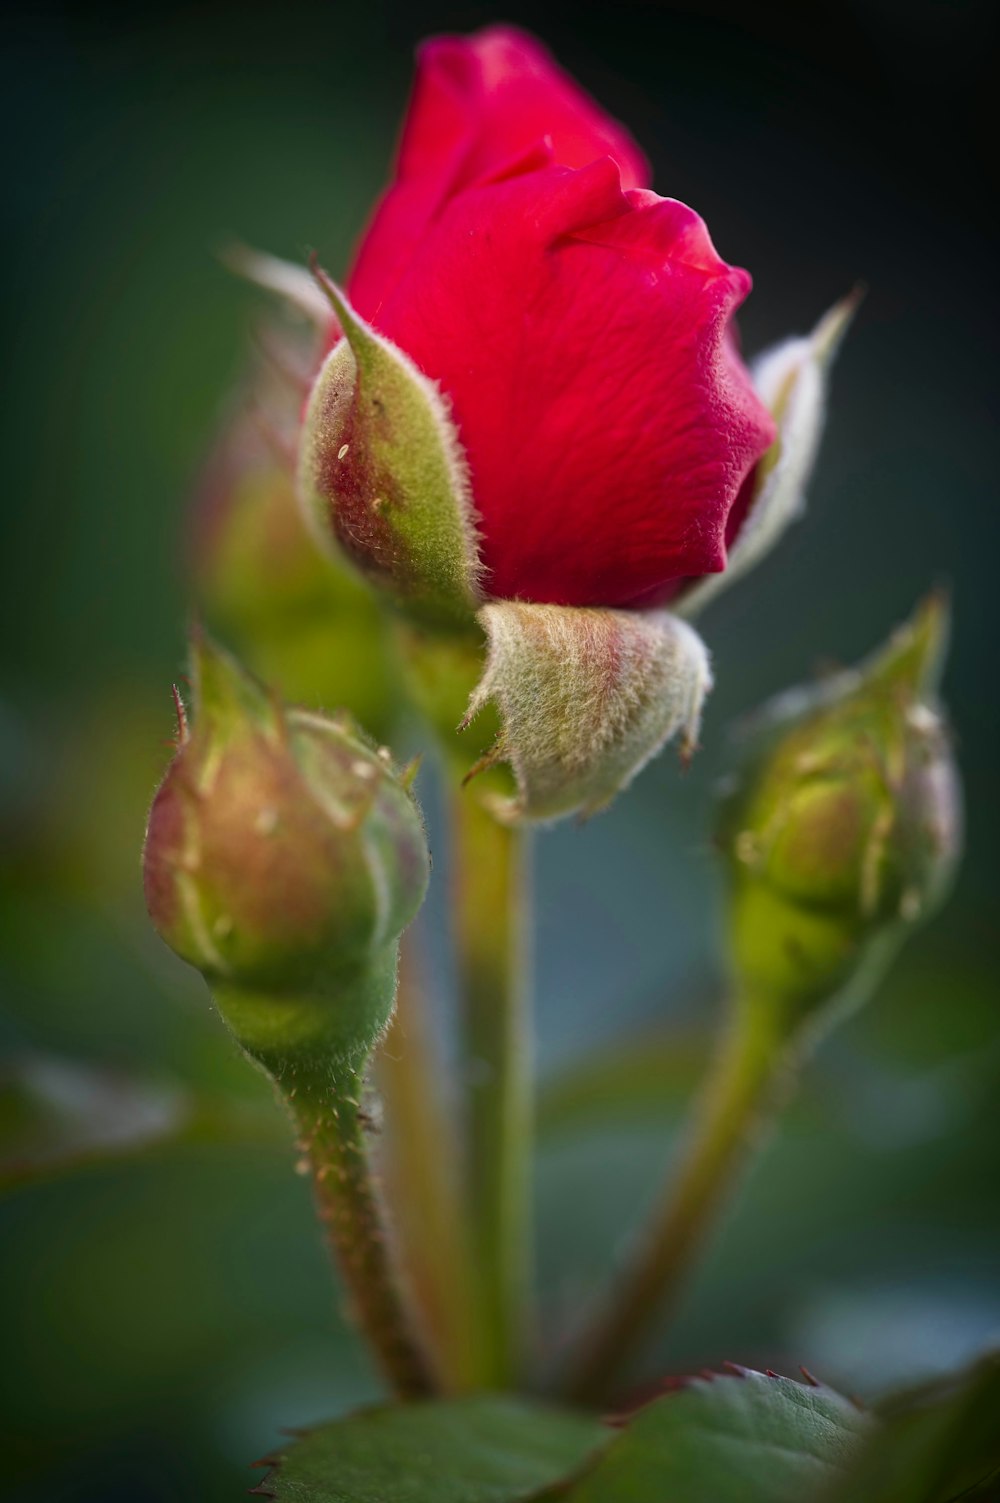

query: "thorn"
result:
(722, 1360), (746, 1377)
(799, 1365), (820, 1387)
(766, 1369), (779, 1379)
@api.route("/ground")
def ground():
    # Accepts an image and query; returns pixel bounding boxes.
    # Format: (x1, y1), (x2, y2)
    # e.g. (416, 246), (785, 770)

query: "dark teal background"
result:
(2, 2), (997, 1499)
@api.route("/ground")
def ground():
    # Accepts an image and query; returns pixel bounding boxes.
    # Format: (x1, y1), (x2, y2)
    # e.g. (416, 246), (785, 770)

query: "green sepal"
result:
(299, 273), (482, 629)
(462, 602), (712, 823)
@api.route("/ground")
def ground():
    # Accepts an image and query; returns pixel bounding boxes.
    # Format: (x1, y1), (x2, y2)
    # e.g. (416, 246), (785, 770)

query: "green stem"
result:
(452, 784), (533, 1388)
(286, 1058), (436, 1399)
(565, 1004), (790, 1407)
(376, 940), (483, 1392)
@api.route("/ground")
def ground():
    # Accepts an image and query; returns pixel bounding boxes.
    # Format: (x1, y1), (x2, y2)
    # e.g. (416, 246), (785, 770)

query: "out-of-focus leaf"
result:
(257, 1394), (609, 1502)
(563, 1369), (870, 1502)
(0, 1053), (285, 1190)
(822, 1352), (1000, 1502)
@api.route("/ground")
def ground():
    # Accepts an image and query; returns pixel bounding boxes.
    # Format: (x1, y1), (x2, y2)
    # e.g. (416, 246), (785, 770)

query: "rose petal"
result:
(349, 25), (650, 321)
(372, 159), (775, 606)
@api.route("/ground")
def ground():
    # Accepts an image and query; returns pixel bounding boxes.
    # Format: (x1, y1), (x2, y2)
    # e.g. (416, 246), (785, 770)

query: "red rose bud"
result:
(245, 29), (864, 820)
(298, 25), (774, 616)
(718, 595), (961, 1032)
(142, 635), (429, 1067)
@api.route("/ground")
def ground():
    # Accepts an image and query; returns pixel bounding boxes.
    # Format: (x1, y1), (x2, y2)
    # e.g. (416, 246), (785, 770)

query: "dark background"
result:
(1, 2), (998, 1499)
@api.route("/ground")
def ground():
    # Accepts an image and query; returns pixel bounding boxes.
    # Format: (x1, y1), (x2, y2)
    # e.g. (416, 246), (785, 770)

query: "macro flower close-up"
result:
(2, 5), (997, 1502)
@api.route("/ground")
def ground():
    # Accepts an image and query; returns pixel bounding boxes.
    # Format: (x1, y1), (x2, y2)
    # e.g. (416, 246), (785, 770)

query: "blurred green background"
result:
(1, 1), (997, 1498)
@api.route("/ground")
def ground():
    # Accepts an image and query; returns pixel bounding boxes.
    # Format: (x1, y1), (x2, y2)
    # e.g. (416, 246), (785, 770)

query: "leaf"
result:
(564, 1369), (871, 1503)
(464, 603), (712, 823)
(822, 1353), (1000, 1502)
(257, 1394), (610, 1503)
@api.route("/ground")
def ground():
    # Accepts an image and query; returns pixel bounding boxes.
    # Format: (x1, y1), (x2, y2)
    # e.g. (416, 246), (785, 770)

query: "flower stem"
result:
(285, 1057), (436, 1399)
(452, 785), (533, 1388)
(565, 1003), (790, 1407)
(376, 940), (483, 1391)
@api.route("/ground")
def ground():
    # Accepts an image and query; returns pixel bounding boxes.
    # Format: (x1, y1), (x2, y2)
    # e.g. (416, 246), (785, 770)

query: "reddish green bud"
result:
(718, 595), (961, 1029)
(143, 635), (428, 1066)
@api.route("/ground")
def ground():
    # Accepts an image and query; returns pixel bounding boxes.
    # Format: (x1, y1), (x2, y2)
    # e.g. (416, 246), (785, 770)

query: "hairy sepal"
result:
(299, 276), (482, 629)
(464, 603), (712, 823)
(681, 290), (860, 618)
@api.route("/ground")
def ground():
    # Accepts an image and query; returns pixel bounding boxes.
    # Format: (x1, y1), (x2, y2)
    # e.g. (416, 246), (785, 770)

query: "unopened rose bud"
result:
(718, 595), (961, 1030)
(143, 634), (428, 1067)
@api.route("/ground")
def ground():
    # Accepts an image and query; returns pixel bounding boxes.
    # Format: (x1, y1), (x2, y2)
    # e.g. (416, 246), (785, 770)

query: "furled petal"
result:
(349, 25), (650, 322)
(372, 159), (775, 607)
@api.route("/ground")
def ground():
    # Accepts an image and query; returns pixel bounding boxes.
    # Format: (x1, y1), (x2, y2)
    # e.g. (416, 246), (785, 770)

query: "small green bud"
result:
(142, 634), (429, 1067)
(718, 595), (961, 1030)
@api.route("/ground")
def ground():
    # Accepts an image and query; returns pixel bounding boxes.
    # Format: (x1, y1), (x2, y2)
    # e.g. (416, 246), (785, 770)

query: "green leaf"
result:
(564, 1369), (871, 1503)
(822, 1353), (1000, 1502)
(257, 1395), (609, 1503)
